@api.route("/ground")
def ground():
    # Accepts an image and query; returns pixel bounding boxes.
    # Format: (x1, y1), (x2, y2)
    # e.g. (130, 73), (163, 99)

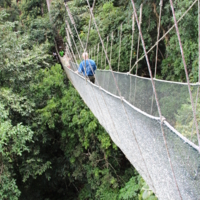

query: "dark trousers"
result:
(88, 76), (95, 84)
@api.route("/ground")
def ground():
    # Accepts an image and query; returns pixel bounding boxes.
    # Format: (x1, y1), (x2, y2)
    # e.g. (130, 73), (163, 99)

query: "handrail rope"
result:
(94, 45), (96, 60)
(66, 21), (81, 60)
(85, 0), (96, 51)
(150, 0), (163, 115)
(84, 1), (132, 52)
(66, 39), (78, 65)
(65, 1), (122, 143)
(129, 0), (198, 74)
(86, 0), (157, 192)
(105, 36), (109, 69)
(131, 0), (183, 198)
(64, 2), (90, 81)
(154, 0), (163, 78)
(66, 42), (77, 65)
(64, 4), (80, 65)
(97, 43), (99, 66)
(64, 2), (84, 50)
(64, 2), (106, 121)
(101, 43), (103, 69)
(118, 24), (122, 72)
(129, 14), (135, 71)
(169, 0), (200, 150)
(136, 4), (143, 75)
(110, 32), (113, 66)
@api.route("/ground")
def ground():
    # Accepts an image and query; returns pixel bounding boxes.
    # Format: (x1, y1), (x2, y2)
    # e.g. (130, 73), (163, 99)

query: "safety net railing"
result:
(52, 0), (200, 199)
(63, 59), (200, 200)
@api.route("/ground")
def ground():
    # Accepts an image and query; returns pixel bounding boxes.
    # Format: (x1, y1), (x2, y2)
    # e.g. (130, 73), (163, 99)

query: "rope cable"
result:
(130, 14), (135, 71)
(136, 4), (143, 75)
(129, 0), (198, 74)
(64, 2), (84, 50)
(97, 43), (99, 66)
(101, 44), (103, 69)
(151, 0), (163, 115)
(85, 0), (96, 51)
(154, 0), (163, 78)
(86, 0), (157, 192)
(110, 32), (114, 67)
(105, 36), (109, 69)
(64, 1), (123, 144)
(65, 38), (78, 65)
(131, 0), (185, 198)
(66, 21), (81, 60)
(169, 0), (200, 150)
(118, 24), (122, 72)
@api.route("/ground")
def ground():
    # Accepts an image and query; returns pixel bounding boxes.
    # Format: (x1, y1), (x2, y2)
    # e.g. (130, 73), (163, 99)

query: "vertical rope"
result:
(151, 0), (163, 115)
(94, 46), (96, 60)
(110, 32), (113, 67)
(97, 43), (99, 66)
(131, 1), (184, 198)
(66, 41), (77, 66)
(101, 43), (103, 69)
(154, 0), (163, 78)
(86, 0), (156, 191)
(64, 2), (84, 50)
(128, 0), (197, 74)
(85, 0), (96, 51)
(66, 21), (81, 60)
(118, 24), (122, 72)
(129, 14), (135, 102)
(105, 36), (109, 69)
(130, 14), (135, 71)
(169, 0), (200, 149)
(136, 4), (143, 75)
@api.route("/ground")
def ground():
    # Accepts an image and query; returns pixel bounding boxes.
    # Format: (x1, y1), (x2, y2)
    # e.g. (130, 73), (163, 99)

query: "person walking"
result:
(77, 52), (97, 83)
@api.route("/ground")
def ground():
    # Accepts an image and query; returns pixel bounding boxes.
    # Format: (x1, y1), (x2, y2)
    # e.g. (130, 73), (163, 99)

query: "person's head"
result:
(82, 52), (89, 60)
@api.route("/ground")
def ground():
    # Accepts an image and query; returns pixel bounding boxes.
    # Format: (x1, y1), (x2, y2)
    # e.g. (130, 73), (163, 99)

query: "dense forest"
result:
(0, 0), (199, 199)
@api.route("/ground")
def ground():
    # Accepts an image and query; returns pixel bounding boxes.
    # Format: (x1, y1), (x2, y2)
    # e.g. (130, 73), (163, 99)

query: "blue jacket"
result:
(78, 59), (97, 76)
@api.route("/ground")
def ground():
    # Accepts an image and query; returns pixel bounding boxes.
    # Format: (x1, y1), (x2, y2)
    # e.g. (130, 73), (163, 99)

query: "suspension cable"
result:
(110, 32), (114, 67)
(66, 20), (81, 60)
(65, 37), (78, 65)
(105, 36), (109, 69)
(131, 0), (183, 198)
(151, 0), (163, 115)
(64, 2), (84, 50)
(97, 43), (99, 66)
(118, 24), (122, 72)
(64, 2), (123, 143)
(154, 0), (163, 78)
(169, 0), (200, 149)
(101, 44), (103, 69)
(86, 0), (157, 191)
(66, 41), (76, 65)
(85, 0), (96, 51)
(130, 14), (135, 71)
(129, 0), (198, 74)
(136, 4), (143, 75)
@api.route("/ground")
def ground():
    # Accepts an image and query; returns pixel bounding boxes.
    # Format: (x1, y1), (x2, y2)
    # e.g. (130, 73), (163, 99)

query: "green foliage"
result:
(0, 102), (33, 199)
(119, 177), (140, 199)
(175, 96), (200, 145)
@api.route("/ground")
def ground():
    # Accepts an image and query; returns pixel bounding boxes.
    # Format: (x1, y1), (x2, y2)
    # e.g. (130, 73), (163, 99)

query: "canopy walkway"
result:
(48, 0), (200, 199)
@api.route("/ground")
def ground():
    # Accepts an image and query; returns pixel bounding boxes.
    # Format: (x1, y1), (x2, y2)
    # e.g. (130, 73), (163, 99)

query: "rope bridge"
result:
(48, 0), (200, 199)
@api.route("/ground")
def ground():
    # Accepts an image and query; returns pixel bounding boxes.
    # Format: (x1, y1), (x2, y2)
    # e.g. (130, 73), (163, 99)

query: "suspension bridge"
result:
(47, 0), (200, 199)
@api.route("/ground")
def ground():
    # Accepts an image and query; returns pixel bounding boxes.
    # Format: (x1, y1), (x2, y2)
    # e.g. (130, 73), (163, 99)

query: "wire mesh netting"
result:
(63, 60), (200, 200)
(95, 70), (200, 145)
